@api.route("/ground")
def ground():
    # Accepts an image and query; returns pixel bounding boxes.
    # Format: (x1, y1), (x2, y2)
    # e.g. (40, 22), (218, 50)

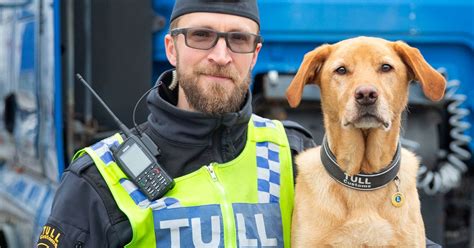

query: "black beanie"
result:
(170, 0), (259, 26)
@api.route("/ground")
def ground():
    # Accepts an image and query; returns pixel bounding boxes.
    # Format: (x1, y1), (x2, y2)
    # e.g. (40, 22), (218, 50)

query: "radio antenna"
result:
(76, 74), (133, 138)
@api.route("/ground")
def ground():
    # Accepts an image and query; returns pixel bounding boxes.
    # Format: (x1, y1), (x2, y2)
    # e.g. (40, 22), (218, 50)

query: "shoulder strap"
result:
(249, 114), (294, 248)
(249, 114), (289, 147)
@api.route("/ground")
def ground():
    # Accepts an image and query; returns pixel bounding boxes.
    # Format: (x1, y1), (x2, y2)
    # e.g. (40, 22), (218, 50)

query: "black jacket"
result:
(38, 70), (315, 247)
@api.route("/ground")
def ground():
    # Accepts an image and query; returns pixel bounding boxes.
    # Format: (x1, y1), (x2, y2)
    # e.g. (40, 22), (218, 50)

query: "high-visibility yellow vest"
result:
(74, 115), (294, 247)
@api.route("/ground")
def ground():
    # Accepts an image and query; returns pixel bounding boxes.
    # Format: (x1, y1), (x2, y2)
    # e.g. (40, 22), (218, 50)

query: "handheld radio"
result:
(76, 74), (175, 201)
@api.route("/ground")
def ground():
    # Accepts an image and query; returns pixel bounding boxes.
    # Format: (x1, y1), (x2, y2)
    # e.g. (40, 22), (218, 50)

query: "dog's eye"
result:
(335, 66), (347, 75)
(381, 64), (393, 72)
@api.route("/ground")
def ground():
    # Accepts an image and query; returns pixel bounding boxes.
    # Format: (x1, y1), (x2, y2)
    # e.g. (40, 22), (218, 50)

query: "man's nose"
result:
(207, 38), (232, 65)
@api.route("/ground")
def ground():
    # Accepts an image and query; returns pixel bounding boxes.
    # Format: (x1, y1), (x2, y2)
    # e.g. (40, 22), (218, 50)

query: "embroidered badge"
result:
(37, 224), (63, 248)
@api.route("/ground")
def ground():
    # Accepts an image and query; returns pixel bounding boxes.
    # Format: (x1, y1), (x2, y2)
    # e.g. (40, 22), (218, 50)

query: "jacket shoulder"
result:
(67, 153), (94, 175)
(282, 120), (316, 154)
(68, 153), (132, 229)
(37, 153), (132, 247)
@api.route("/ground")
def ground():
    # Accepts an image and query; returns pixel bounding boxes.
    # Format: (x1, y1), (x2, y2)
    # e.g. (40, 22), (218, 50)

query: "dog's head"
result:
(286, 37), (446, 131)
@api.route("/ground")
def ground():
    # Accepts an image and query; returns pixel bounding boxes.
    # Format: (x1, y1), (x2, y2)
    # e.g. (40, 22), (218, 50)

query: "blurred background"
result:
(0, 0), (472, 247)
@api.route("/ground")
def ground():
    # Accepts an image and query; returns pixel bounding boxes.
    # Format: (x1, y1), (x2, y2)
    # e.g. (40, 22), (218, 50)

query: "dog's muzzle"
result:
(343, 85), (391, 130)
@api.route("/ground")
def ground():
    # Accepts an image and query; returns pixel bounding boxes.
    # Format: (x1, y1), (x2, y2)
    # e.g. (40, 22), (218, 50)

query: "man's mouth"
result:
(202, 74), (233, 82)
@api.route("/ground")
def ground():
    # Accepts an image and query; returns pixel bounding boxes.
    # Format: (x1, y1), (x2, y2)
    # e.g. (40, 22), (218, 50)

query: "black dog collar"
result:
(320, 136), (401, 191)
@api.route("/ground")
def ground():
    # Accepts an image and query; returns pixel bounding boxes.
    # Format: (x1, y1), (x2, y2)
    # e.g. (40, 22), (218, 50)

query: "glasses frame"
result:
(170, 27), (263, 54)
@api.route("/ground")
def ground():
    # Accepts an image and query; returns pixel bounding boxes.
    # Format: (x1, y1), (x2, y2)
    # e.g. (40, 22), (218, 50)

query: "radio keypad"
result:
(136, 165), (168, 198)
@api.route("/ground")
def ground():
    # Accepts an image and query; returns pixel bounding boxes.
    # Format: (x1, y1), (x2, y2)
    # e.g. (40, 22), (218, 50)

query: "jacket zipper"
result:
(206, 163), (236, 248)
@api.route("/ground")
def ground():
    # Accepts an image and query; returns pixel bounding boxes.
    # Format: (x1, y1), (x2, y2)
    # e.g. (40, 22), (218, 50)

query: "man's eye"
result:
(191, 30), (211, 37)
(230, 33), (249, 42)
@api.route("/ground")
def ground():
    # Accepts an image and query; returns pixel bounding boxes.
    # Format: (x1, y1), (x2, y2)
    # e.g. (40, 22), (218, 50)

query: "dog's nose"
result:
(355, 85), (378, 105)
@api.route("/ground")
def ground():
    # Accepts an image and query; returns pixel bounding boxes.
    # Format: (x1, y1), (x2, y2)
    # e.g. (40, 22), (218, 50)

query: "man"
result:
(37, 0), (315, 247)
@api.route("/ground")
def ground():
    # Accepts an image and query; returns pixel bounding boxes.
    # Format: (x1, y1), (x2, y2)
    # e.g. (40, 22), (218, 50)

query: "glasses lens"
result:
(228, 32), (257, 53)
(175, 28), (260, 53)
(186, 28), (217, 50)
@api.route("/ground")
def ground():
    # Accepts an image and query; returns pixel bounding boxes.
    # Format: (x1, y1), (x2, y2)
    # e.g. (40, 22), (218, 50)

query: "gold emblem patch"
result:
(37, 224), (63, 248)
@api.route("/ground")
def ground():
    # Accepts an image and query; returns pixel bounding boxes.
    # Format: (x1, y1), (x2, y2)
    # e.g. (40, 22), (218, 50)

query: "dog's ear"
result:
(393, 41), (446, 101)
(286, 44), (331, 107)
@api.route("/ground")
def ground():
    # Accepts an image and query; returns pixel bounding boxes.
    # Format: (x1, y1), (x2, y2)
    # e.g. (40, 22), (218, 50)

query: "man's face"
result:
(165, 12), (262, 114)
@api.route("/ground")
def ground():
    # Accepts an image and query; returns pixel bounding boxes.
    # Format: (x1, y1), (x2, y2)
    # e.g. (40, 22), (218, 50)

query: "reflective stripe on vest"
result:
(77, 115), (293, 247)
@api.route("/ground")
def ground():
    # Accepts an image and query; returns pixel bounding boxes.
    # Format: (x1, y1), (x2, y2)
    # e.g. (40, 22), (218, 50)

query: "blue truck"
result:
(0, 0), (472, 247)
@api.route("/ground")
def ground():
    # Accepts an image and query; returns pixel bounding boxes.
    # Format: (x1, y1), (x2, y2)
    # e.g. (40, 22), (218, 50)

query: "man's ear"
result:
(286, 44), (331, 108)
(250, 42), (262, 70)
(393, 41), (446, 101)
(165, 34), (177, 66)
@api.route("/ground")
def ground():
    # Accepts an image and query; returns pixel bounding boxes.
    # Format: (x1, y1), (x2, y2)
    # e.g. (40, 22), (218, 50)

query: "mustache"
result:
(194, 65), (238, 82)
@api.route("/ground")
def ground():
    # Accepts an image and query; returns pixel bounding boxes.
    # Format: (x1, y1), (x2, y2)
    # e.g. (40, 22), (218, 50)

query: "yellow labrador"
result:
(286, 37), (446, 247)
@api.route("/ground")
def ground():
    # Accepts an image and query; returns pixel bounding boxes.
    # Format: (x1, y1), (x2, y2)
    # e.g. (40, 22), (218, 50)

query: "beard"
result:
(176, 61), (251, 115)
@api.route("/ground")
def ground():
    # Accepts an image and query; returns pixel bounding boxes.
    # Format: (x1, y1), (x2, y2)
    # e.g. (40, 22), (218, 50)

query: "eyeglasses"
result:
(170, 27), (262, 54)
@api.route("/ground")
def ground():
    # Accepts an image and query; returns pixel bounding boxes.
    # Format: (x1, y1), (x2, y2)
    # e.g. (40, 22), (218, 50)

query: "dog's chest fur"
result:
(292, 146), (425, 247)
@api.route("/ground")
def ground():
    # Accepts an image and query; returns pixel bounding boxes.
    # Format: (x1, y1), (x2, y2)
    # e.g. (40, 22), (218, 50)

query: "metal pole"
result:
(65, 0), (75, 160)
(84, 0), (93, 135)
(37, 0), (45, 173)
